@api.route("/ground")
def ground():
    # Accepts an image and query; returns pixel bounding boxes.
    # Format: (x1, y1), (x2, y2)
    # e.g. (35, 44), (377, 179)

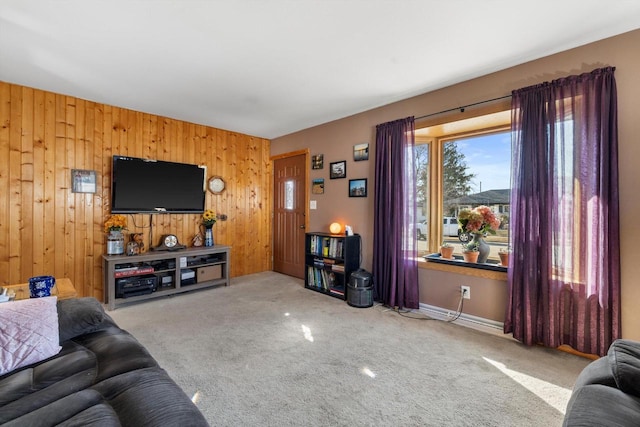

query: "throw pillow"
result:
(57, 297), (107, 342)
(0, 296), (61, 376)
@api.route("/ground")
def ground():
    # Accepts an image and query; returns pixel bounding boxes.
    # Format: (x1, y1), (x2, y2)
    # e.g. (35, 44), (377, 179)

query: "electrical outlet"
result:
(461, 285), (470, 299)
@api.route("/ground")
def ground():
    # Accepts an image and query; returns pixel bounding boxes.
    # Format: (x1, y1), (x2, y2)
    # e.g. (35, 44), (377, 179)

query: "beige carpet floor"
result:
(109, 271), (591, 427)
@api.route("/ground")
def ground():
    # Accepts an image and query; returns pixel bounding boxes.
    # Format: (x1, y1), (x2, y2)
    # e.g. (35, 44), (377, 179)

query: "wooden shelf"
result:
(304, 232), (360, 300)
(103, 245), (231, 310)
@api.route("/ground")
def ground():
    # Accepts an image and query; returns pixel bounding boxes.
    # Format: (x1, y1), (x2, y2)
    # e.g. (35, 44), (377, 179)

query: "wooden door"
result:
(273, 152), (307, 279)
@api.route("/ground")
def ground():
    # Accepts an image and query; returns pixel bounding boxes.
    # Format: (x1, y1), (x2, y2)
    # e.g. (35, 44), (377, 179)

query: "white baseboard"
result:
(417, 303), (517, 341)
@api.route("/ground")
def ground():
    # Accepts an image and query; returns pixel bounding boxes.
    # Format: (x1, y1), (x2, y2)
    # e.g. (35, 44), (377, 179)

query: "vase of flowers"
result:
(104, 214), (127, 255)
(457, 206), (501, 263)
(202, 209), (217, 247)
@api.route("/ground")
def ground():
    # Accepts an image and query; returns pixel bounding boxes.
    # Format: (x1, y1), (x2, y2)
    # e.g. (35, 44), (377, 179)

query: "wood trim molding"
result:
(419, 258), (508, 280)
(270, 148), (309, 161)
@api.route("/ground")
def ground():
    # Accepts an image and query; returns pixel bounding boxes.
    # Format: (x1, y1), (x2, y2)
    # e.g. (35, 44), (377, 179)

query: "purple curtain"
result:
(505, 67), (620, 356)
(373, 117), (419, 309)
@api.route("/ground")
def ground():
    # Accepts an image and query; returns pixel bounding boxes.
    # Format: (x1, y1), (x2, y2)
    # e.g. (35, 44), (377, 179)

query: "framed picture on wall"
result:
(354, 143), (369, 161)
(349, 178), (367, 197)
(312, 154), (324, 169)
(329, 160), (347, 179)
(71, 169), (97, 193)
(312, 178), (325, 194)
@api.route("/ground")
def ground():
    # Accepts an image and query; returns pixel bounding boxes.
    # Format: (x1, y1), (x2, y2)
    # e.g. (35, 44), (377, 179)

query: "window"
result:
(415, 144), (430, 240)
(414, 110), (512, 261)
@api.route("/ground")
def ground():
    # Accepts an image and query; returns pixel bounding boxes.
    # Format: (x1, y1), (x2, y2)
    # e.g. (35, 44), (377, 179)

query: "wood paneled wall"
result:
(0, 81), (272, 299)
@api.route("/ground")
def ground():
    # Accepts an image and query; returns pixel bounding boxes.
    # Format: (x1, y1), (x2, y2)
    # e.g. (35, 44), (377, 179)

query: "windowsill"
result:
(424, 253), (507, 271)
(419, 253), (508, 280)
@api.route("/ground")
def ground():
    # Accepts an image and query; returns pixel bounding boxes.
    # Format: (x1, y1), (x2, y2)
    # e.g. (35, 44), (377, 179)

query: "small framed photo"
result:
(330, 160), (347, 179)
(349, 178), (367, 197)
(312, 178), (325, 194)
(312, 154), (324, 170)
(354, 143), (369, 161)
(71, 169), (97, 193)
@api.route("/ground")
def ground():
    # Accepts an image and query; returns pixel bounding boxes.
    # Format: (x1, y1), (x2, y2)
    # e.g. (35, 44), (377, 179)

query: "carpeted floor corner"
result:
(109, 271), (590, 426)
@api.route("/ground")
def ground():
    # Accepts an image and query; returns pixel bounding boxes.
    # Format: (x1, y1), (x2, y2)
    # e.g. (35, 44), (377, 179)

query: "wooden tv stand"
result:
(103, 245), (230, 310)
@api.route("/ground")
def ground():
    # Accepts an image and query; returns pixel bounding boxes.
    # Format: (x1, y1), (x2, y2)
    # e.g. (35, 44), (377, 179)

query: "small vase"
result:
(471, 233), (490, 263)
(440, 246), (454, 259)
(462, 251), (479, 263)
(204, 226), (214, 247)
(107, 230), (125, 255)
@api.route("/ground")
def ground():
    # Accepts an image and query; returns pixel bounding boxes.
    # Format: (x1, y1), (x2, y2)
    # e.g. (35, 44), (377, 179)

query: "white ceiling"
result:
(1, 1), (639, 139)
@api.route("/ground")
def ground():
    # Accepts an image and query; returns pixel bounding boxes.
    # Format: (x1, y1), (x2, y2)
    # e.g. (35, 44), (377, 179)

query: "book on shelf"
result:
(329, 239), (344, 258)
(307, 266), (315, 287)
(114, 266), (154, 278)
(306, 266), (341, 292)
(310, 267), (324, 290)
(329, 287), (344, 296)
(308, 235), (347, 259)
(324, 270), (337, 290)
(331, 264), (345, 272)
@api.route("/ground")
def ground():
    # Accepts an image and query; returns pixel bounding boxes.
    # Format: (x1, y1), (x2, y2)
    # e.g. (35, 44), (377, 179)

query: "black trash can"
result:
(347, 269), (374, 308)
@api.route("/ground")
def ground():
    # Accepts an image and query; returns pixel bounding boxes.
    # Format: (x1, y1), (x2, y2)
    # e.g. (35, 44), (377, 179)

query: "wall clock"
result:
(154, 234), (186, 251)
(208, 176), (226, 194)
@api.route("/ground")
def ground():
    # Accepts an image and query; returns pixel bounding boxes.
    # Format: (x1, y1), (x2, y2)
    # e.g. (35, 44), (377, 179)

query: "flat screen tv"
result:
(111, 155), (206, 214)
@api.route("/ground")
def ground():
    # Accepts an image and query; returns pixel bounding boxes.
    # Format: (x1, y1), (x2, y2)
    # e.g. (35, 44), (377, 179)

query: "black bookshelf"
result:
(304, 232), (361, 300)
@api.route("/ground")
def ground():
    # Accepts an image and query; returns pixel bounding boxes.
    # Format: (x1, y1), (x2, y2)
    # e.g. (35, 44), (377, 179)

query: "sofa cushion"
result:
(92, 367), (209, 426)
(563, 384), (640, 427)
(571, 356), (616, 390)
(0, 296), (61, 376)
(0, 341), (96, 410)
(2, 369), (209, 427)
(609, 339), (640, 398)
(57, 297), (107, 343)
(0, 298), (209, 426)
(72, 324), (159, 383)
(1, 388), (119, 427)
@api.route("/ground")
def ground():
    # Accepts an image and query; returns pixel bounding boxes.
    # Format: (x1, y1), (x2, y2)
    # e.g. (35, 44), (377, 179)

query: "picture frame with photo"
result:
(71, 169), (97, 193)
(312, 154), (324, 170)
(312, 178), (325, 194)
(330, 160), (347, 179)
(349, 178), (367, 197)
(353, 143), (369, 161)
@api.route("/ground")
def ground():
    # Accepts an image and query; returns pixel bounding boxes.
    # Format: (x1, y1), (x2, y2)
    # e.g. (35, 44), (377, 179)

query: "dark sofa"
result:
(0, 297), (209, 426)
(564, 339), (640, 426)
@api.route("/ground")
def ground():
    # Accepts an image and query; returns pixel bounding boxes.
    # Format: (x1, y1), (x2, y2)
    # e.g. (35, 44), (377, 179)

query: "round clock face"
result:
(208, 176), (225, 194)
(164, 234), (178, 248)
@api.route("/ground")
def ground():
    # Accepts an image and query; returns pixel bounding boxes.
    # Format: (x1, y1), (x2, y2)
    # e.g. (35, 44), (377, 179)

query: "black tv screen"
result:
(111, 156), (206, 214)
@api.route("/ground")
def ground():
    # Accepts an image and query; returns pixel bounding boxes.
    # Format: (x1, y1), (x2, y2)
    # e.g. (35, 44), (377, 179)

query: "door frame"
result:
(270, 149), (309, 271)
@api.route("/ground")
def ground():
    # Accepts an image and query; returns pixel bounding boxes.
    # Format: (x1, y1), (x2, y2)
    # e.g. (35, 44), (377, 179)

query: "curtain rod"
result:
(415, 94), (512, 121)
